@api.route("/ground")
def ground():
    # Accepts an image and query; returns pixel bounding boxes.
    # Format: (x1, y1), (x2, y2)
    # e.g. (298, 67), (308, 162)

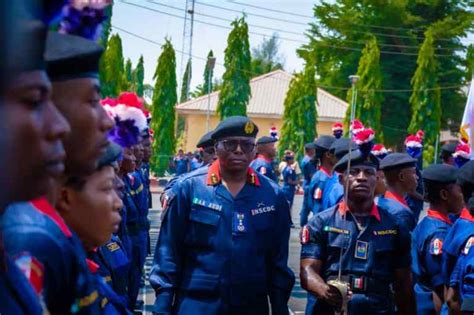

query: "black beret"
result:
(45, 32), (104, 81)
(441, 142), (457, 154)
(379, 153), (417, 172)
(211, 116), (259, 140)
(457, 160), (474, 186)
(197, 131), (214, 148)
(97, 142), (122, 169)
(423, 164), (458, 184)
(334, 150), (379, 173)
(330, 138), (358, 159)
(314, 135), (335, 151)
(257, 136), (278, 145)
(305, 142), (316, 150)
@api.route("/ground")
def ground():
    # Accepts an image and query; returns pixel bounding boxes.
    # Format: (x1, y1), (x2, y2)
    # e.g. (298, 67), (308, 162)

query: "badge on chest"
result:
(354, 240), (368, 260)
(233, 212), (247, 234)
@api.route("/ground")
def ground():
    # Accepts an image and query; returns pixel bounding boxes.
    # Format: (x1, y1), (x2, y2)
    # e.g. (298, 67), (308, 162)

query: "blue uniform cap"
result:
(211, 116), (259, 140)
(45, 31), (103, 81)
(423, 164), (458, 183)
(379, 153), (417, 171)
(314, 135), (335, 151)
(305, 142), (316, 149)
(457, 160), (474, 185)
(441, 142), (457, 154)
(257, 136), (278, 145)
(330, 138), (358, 159)
(97, 142), (123, 169)
(334, 150), (379, 173)
(196, 131), (214, 148)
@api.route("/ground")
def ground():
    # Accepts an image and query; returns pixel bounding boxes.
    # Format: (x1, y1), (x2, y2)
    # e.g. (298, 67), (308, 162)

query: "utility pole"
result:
(206, 56), (216, 132)
(179, 0), (195, 100)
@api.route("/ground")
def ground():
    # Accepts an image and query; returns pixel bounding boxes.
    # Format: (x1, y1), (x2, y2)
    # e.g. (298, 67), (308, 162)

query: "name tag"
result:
(192, 197), (222, 211)
(373, 229), (397, 236)
(354, 240), (368, 260)
(324, 225), (349, 235)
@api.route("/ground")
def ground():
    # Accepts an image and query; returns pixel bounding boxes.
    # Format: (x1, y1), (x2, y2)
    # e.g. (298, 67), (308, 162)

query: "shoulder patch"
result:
(300, 225), (310, 244)
(463, 236), (474, 255)
(314, 187), (323, 200)
(260, 166), (267, 175)
(14, 253), (44, 295)
(430, 238), (443, 255)
(160, 192), (176, 221)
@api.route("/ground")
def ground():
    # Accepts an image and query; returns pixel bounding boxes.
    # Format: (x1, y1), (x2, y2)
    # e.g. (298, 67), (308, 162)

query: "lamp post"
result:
(206, 56), (216, 132)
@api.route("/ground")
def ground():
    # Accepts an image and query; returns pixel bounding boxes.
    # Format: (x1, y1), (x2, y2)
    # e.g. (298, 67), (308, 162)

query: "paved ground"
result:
(140, 191), (308, 314)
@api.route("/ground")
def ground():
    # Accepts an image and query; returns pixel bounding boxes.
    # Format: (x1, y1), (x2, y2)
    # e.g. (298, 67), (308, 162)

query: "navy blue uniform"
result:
(150, 161), (294, 314)
(412, 210), (452, 314)
(0, 253), (44, 315)
(307, 167), (334, 215)
(377, 191), (416, 231)
(300, 155), (317, 226)
(131, 169), (150, 262)
(282, 164), (297, 209)
(174, 157), (189, 175)
(140, 162), (152, 210)
(456, 236), (474, 312)
(89, 236), (131, 307)
(321, 174), (344, 211)
(0, 198), (101, 314)
(443, 208), (474, 287)
(250, 155), (277, 182)
(301, 202), (412, 314)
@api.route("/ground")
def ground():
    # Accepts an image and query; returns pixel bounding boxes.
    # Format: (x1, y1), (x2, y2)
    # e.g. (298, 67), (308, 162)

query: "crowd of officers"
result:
(1, 3), (474, 315)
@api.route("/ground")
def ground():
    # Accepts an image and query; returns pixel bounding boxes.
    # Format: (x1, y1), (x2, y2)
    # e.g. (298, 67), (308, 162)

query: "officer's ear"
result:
(398, 171), (405, 182)
(439, 188), (449, 201)
(56, 187), (74, 214)
(338, 173), (345, 186)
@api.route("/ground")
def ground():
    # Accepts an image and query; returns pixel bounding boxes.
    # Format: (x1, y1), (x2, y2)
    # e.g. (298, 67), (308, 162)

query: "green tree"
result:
(300, 1), (473, 145)
(345, 36), (384, 142)
(251, 33), (284, 77)
(408, 29), (441, 164)
(279, 63), (317, 160)
(99, 4), (113, 47)
(216, 17), (252, 120)
(180, 59), (192, 103)
(100, 33), (125, 97)
(124, 58), (133, 91)
(134, 55), (145, 97)
(150, 39), (177, 176)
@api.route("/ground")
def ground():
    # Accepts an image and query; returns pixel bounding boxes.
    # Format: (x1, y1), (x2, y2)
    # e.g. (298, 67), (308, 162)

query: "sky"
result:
(112, 0), (315, 91)
(112, 0), (474, 94)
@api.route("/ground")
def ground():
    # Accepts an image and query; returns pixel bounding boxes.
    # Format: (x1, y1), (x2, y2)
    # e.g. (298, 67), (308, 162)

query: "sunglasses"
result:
(219, 139), (256, 153)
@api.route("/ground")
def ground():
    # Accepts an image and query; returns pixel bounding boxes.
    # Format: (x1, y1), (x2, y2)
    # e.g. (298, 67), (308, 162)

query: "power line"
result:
(111, 25), (466, 93)
(119, 1), (456, 57)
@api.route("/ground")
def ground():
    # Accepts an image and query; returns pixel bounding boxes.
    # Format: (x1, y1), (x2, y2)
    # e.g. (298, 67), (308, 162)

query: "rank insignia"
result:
(250, 173), (256, 184)
(106, 242), (120, 252)
(430, 238), (443, 255)
(463, 236), (474, 255)
(314, 188), (322, 200)
(301, 225), (310, 244)
(354, 240), (368, 260)
(210, 173), (219, 185)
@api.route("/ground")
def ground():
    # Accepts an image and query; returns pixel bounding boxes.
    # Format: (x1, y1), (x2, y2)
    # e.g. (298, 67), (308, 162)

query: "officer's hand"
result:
(321, 284), (343, 308)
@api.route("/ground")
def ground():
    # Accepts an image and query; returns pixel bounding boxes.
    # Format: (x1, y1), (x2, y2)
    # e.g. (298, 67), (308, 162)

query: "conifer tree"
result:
(124, 58), (133, 90)
(279, 63), (317, 159)
(150, 39), (177, 175)
(180, 59), (192, 103)
(191, 50), (215, 97)
(216, 17), (251, 120)
(100, 34), (125, 97)
(345, 36), (384, 142)
(408, 29), (441, 164)
(134, 55), (145, 97)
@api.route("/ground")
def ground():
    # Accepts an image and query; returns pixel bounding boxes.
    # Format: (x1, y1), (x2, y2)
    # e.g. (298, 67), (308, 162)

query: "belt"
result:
(327, 275), (391, 296)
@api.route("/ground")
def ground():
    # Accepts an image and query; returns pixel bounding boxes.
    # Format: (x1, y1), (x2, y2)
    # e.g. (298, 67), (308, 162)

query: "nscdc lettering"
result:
(251, 204), (276, 216)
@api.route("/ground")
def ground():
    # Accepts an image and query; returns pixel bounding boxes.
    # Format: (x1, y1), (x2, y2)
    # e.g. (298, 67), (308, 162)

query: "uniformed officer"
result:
(307, 135), (336, 216)
(0, 17), (69, 315)
(56, 142), (129, 313)
(443, 160), (474, 313)
(377, 153), (419, 231)
(1, 31), (112, 314)
(411, 164), (463, 314)
(440, 142), (457, 166)
(281, 151), (299, 210)
(196, 130), (216, 167)
(321, 138), (358, 210)
(250, 135), (279, 181)
(404, 134), (425, 224)
(300, 142), (317, 227)
(173, 149), (190, 175)
(150, 116), (295, 315)
(141, 130), (153, 210)
(300, 150), (416, 315)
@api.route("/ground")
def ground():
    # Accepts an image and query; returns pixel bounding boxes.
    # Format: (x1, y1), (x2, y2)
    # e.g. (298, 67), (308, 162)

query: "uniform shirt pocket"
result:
(185, 207), (221, 248)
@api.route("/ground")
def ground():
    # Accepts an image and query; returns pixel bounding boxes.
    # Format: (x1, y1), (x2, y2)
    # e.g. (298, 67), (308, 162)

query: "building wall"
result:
(180, 113), (335, 153)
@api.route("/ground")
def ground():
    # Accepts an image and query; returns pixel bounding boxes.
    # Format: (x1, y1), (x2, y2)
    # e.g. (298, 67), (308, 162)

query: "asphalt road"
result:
(140, 192), (308, 314)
